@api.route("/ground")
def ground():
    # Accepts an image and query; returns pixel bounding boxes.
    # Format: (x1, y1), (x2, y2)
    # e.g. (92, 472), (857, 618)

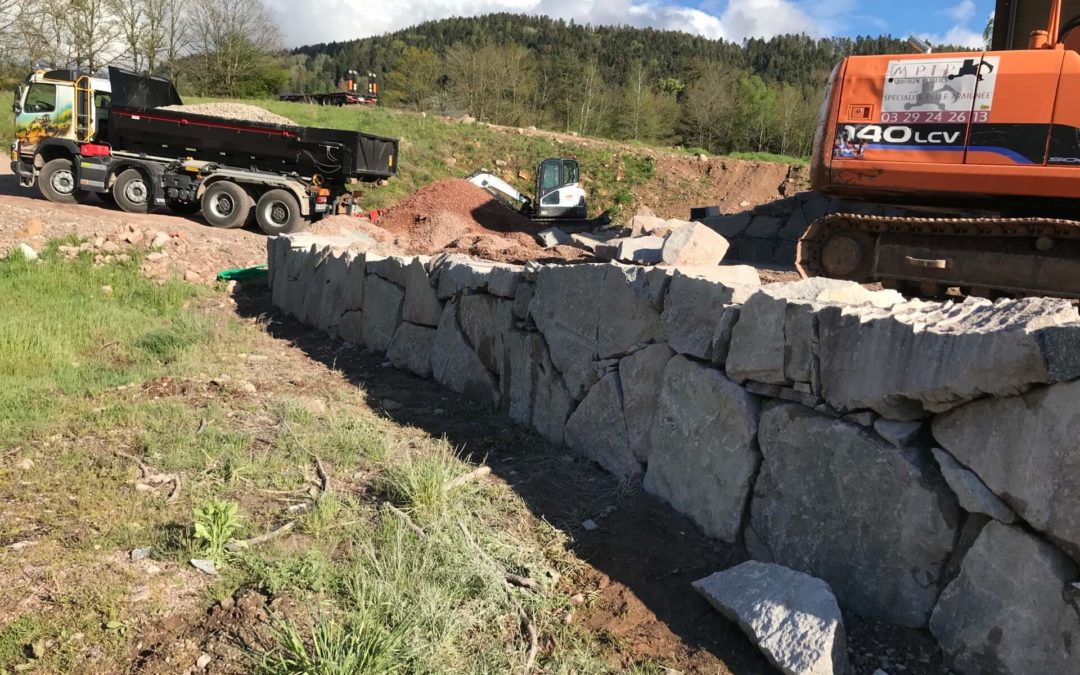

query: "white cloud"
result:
(922, 25), (986, 49)
(263, 0), (823, 48)
(944, 0), (976, 23)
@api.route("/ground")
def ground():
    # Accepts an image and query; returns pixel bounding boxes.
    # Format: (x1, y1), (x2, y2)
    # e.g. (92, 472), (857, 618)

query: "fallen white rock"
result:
(693, 561), (849, 675)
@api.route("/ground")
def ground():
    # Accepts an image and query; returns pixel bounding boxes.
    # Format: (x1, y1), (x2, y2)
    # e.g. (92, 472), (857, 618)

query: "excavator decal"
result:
(882, 57), (999, 119)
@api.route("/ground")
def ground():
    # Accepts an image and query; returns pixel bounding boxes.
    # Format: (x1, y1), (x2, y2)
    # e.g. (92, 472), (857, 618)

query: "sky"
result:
(263, 0), (996, 49)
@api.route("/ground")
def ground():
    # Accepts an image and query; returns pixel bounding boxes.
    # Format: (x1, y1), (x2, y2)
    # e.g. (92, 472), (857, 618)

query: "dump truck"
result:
(11, 67), (398, 234)
(798, 0), (1080, 298)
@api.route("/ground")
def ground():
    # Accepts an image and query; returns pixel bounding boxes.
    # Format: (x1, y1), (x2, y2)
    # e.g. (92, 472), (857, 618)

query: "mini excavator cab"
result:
(534, 158), (587, 220)
(993, 0), (1080, 51)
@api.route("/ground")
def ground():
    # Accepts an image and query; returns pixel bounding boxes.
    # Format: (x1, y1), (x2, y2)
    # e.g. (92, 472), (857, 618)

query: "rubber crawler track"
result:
(796, 213), (1080, 299)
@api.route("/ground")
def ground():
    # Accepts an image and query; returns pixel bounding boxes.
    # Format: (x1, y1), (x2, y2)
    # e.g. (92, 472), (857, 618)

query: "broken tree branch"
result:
(445, 466), (492, 491)
(225, 521), (296, 552)
(382, 502), (426, 539)
(114, 449), (182, 503)
(223, 454), (328, 551)
(457, 520), (541, 673)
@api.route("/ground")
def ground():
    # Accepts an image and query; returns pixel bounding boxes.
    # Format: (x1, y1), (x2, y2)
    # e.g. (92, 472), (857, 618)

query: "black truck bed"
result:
(106, 68), (397, 184)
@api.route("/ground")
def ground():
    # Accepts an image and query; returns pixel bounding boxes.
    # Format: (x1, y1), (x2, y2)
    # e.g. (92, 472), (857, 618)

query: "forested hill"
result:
(285, 14), (975, 158)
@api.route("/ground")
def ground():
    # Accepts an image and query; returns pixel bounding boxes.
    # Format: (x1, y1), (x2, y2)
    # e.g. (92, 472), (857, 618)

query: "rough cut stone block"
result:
(727, 279), (905, 388)
(930, 448), (1016, 524)
(711, 306), (741, 368)
(403, 257), (443, 326)
(661, 270), (757, 360)
(299, 248), (332, 327)
(614, 236), (665, 265)
(929, 522), (1080, 675)
(537, 227), (570, 248)
(694, 561), (848, 675)
(431, 254), (495, 299)
(315, 252), (353, 336)
(512, 282), (533, 320)
(430, 300), (500, 408)
(619, 344), (675, 462)
(747, 404), (960, 628)
(365, 254), (412, 286)
(819, 296), (1080, 419)
(644, 356), (761, 543)
(933, 379), (1080, 557)
(564, 372), (639, 479)
(504, 330), (574, 444)
(341, 253), (366, 313)
(359, 275), (404, 353)
(661, 222), (731, 267)
(628, 214), (670, 237)
(386, 322), (436, 378)
(746, 216), (783, 238)
(699, 213), (751, 239)
(530, 264), (666, 400)
(778, 207), (810, 241)
(487, 264), (523, 298)
(338, 310), (363, 344)
(458, 294), (514, 376)
(873, 418), (922, 447)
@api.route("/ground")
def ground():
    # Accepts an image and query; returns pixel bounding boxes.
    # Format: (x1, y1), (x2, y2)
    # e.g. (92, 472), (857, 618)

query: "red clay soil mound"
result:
(378, 179), (534, 243)
(351, 178), (588, 264)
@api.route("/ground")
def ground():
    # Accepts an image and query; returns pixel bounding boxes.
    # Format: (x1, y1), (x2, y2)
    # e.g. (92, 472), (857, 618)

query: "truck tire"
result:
(255, 189), (305, 235)
(39, 158), (90, 204)
(112, 169), (151, 214)
(201, 181), (253, 229)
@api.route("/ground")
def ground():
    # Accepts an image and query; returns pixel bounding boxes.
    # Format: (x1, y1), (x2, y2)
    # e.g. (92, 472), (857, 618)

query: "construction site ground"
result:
(0, 167), (942, 674)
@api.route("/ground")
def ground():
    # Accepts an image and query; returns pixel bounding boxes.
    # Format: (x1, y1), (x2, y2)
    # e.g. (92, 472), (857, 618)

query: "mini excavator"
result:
(799, 0), (1080, 298)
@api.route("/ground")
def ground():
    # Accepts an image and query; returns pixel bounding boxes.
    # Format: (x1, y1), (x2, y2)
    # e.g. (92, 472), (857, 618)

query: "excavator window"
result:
(539, 160), (561, 194)
(564, 160), (579, 184)
(24, 83), (56, 113)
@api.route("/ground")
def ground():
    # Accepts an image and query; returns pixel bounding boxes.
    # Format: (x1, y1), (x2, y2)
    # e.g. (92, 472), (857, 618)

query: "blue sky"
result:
(267, 0), (996, 50)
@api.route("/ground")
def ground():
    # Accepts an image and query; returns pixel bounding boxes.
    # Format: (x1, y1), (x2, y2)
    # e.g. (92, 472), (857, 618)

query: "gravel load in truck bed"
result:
(155, 103), (297, 126)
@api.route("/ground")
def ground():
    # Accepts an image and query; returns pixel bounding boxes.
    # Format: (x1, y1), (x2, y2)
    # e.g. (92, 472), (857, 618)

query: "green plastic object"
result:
(216, 264), (268, 282)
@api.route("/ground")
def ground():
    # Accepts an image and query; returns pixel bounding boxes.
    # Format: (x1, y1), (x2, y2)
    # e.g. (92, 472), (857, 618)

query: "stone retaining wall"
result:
(268, 233), (1080, 674)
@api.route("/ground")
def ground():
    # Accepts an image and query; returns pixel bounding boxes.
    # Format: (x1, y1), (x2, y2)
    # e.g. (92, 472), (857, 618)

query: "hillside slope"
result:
(188, 97), (807, 220)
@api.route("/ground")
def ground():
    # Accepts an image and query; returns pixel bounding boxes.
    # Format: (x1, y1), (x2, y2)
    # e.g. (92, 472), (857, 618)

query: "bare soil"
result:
(344, 178), (590, 264)
(637, 156), (806, 219)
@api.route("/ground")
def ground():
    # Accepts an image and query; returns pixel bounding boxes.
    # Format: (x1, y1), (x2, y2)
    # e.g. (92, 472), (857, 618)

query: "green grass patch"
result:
(0, 248), (632, 673)
(0, 246), (215, 446)
(728, 150), (809, 165)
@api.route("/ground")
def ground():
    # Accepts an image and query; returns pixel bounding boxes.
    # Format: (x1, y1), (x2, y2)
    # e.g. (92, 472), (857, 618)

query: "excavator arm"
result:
(467, 171), (533, 215)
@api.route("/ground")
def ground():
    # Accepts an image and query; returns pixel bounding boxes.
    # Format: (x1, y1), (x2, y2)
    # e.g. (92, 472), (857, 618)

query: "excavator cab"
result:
(535, 158), (587, 220)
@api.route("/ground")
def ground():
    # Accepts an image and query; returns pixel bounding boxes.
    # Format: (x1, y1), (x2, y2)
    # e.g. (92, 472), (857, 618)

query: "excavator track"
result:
(796, 213), (1080, 299)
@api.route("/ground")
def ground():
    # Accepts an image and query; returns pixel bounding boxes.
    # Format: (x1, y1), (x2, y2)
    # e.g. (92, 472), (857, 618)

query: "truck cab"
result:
(12, 70), (110, 162)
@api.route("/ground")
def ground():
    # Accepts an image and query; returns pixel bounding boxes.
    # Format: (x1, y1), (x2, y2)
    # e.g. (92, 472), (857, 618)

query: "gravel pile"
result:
(156, 103), (297, 126)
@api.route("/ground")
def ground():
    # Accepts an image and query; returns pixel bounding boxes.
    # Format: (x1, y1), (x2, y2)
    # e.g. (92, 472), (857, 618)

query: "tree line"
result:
(1, 4), (976, 157)
(292, 14), (975, 158)
(0, 0), (285, 96)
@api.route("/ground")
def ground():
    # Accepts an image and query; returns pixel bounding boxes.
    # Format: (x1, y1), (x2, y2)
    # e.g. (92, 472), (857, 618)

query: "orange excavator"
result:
(798, 0), (1080, 298)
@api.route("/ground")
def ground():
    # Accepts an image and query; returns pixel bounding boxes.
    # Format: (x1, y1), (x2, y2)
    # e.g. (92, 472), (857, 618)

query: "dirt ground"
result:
(0, 166), (947, 674)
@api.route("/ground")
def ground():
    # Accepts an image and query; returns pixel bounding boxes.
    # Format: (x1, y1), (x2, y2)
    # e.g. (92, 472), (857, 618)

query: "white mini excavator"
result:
(469, 157), (605, 224)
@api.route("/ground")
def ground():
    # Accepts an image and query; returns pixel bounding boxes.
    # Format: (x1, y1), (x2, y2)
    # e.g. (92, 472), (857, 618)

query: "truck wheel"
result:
(112, 169), (151, 214)
(201, 181), (253, 229)
(39, 158), (90, 204)
(255, 189), (305, 235)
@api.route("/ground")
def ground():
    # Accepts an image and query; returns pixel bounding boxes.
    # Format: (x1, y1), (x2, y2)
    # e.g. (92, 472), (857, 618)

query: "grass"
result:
(728, 150), (809, 165)
(0, 246), (631, 673)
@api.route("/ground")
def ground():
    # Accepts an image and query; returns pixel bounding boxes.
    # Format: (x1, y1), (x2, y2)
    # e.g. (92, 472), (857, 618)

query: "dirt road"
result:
(0, 165), (355, 282)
